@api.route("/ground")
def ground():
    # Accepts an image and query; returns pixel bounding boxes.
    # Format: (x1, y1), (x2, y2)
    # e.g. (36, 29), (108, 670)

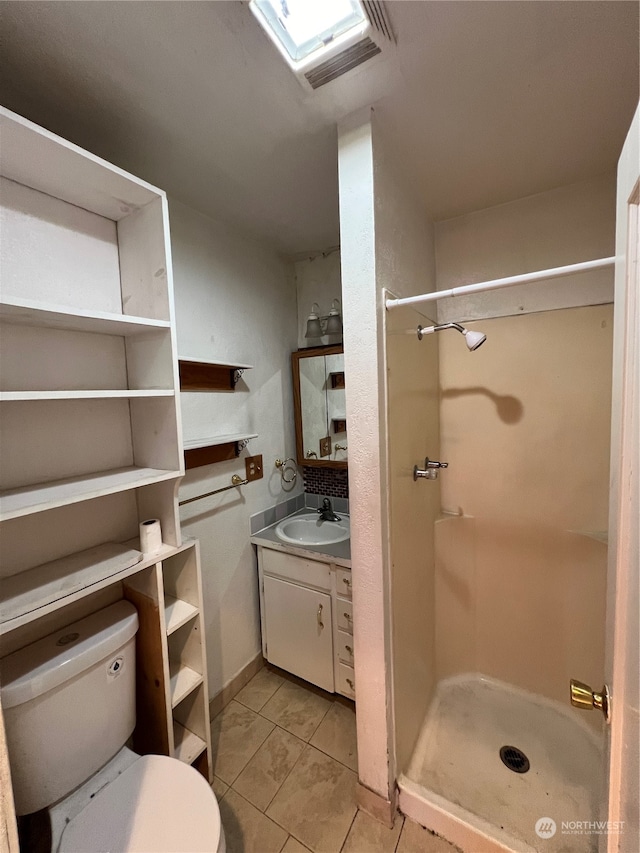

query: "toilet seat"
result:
(60, 754), (223, 853)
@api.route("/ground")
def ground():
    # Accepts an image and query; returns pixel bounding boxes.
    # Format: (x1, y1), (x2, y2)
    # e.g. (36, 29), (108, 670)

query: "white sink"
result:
(275, 513), (350, 546)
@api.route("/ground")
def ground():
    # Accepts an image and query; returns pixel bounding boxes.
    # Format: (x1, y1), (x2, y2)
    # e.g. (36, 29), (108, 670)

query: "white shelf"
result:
(1, 106), (161, 221)
(0, 390), (175, 401)
(172, 722), (207, 765)
(183, 433), (258, 451)
(169, 661), (203, 708)
(178, 357), (254, 370)
(0, 296), (171, 336)
(0, 543), (143, 626)
(0, 466), (181, 521)
(164, 595), (199, 635)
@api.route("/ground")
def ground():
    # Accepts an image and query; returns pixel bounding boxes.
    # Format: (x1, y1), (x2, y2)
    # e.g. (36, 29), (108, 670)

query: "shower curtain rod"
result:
(384, 256), (615, 310)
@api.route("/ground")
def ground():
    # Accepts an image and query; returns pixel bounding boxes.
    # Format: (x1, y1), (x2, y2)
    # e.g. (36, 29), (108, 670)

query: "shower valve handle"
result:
(425, 458), (448, 469)
(414, 458), (448, 481)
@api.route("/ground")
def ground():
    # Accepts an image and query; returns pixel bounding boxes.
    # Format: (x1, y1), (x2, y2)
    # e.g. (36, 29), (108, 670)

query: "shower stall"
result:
(386, 298), (613, 853)
(338, 106), (638, 853)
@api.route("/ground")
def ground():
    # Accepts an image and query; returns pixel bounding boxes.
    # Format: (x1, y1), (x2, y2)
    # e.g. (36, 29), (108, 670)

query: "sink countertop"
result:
(250, 508), (351, 568)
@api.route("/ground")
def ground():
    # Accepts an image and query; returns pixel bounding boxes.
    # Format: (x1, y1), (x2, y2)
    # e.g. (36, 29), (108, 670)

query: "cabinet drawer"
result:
(337, 663), (355, 699)
(337, 599), (353, 634)
(260, 547), (331, 592)
(337, 630), (354, 665)
(336, 568), (352, 599)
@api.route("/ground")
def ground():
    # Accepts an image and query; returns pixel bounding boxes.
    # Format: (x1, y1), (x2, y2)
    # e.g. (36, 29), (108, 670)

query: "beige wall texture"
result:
(436, 305), (613, 719)
(387, 305), (441, 773)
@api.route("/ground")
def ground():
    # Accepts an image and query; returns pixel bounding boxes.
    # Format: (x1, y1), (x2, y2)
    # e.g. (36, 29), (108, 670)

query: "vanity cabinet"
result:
(257, 546), (354, 699)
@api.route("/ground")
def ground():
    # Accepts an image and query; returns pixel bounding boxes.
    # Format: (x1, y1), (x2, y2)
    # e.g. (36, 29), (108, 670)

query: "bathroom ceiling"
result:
(0, 1), (637, 255)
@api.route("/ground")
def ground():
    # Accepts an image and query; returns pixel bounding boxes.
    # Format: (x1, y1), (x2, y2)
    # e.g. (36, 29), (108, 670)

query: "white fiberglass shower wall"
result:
(394, 176), (616, 853)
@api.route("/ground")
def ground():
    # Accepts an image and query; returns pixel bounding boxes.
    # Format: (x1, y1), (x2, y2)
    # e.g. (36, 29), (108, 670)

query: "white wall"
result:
(338, 109), (437, 804)
(169, 200), (302, 700)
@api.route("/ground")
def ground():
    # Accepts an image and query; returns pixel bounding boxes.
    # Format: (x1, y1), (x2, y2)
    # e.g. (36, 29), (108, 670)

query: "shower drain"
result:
(499, 745), (530, 774)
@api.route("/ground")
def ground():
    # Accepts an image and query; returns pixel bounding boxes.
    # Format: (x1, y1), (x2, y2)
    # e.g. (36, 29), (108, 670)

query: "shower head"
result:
(417, 322), (486, 351)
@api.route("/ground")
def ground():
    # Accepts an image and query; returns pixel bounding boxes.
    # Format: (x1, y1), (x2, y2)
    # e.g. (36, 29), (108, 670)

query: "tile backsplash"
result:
(302, 466), (349, 499)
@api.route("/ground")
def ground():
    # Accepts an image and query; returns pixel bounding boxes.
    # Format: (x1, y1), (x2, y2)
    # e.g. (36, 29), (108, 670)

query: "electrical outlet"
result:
(319, 436), (332, 458)
(245, 454), (263, 482)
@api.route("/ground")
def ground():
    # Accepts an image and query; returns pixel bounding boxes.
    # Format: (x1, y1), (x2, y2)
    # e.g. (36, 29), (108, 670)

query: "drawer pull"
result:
(346, 678), (355, 691)
(342, 578), (352, 590)
(345, 645), (353, 656)
(343, 611), (352, 622)
(317, 603), (324, 629)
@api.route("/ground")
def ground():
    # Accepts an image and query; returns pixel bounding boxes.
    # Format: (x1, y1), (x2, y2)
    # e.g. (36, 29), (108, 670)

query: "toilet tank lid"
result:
(0, 601), (138, 709)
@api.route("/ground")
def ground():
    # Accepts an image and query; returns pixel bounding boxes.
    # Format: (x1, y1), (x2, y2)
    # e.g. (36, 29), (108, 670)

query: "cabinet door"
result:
(263, 576), (334, 692)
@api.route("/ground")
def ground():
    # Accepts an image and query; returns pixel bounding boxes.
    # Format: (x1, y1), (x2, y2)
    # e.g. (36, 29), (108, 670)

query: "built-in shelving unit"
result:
(179, 357), (253, 391)
(0, 108), (212, 796)
(123, 540), (212, 781)
(0, 105), (184, 575)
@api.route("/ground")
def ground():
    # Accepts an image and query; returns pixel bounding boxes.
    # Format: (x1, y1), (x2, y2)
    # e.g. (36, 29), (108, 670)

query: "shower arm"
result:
(417, 322), (464, 340)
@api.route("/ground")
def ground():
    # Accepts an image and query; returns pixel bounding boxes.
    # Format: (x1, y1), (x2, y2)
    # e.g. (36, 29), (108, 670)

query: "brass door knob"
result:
(570, 679), (610, 723)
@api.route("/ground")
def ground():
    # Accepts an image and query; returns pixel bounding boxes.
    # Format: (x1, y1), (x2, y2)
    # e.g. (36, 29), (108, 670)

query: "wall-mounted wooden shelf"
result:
(178, 358), (253, 392)
(183, 433), (257, 470)
(329, 371), (345, 389)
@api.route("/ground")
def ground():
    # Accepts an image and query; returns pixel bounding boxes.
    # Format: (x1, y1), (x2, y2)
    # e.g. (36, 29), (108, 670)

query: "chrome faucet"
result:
(317, 497), (341, 522)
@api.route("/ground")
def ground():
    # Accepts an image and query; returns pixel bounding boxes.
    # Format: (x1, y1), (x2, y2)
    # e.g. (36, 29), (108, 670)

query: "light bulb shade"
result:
(463, 329), (487, 351)
(305, 317), (323, 338)
(305, 303), (322, 338)
(325, 313), (342, 335)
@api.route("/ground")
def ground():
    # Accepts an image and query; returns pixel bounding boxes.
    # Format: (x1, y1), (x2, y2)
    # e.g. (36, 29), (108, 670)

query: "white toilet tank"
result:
(1, 601), (138, 815)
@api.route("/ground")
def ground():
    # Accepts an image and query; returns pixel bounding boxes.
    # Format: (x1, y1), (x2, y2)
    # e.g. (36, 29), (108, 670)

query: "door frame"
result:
(604, 103), (639, 852)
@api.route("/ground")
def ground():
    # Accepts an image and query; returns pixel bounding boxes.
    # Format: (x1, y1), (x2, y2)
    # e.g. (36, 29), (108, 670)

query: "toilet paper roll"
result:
(139, 519), (163, 555)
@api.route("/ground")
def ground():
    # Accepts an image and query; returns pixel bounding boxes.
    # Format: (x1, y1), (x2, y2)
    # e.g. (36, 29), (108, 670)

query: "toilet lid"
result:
(60, 755), (221, 853)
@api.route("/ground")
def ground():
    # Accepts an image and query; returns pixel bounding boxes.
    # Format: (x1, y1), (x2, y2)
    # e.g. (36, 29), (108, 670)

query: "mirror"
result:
(292, 345), (347, 468)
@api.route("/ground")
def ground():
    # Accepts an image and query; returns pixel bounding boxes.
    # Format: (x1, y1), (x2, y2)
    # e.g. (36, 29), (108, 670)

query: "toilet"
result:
(1, 601), (225, 852)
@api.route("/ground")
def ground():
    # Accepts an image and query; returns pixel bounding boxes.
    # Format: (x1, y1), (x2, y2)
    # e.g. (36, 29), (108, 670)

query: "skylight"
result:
(251, 0), (366, 63)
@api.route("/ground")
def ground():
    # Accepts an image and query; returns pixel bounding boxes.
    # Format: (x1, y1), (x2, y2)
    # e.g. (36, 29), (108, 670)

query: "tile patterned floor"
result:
(209, 666), (458, 853)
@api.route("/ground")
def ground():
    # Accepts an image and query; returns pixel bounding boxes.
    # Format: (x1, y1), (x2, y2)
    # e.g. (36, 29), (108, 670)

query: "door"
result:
(603, 103), (639, 853)
(263, 576), (334, 692)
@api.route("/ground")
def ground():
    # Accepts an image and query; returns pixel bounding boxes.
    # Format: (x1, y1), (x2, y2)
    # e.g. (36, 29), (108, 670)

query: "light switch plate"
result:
(245, 454), (263, 481)
(319, 436), (332, 457)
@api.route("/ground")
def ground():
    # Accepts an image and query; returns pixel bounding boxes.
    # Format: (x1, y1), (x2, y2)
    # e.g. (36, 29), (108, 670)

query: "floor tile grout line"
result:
(257, 695), (335, 743)
(259, 732), (310, 815)
(393, 816), (406, 853)
(212, 707), (276, 788)
(235, 676), (286, 715)
(222, 786), (291, 845)
(338, 808), (359, 853)
(229, 724), (305, 813)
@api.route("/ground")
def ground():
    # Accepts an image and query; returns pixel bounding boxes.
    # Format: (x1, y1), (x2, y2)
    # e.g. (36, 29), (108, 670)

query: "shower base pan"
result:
(399, 674), (602, 853)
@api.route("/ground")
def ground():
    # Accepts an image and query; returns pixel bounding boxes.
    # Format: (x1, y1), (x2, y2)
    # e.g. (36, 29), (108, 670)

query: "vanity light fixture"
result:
(304, 299), (343, 338)
(304, 303), (323, 338)
(325, 299), (343, 335)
